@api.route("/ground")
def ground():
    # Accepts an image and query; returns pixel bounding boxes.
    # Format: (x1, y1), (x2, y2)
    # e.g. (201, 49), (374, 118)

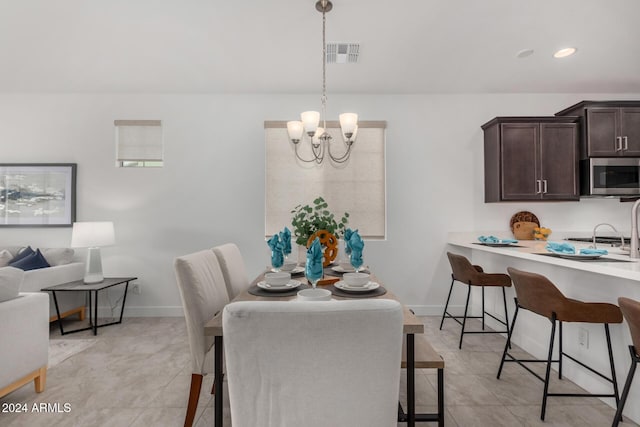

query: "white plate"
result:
(331, 266), (369, 273)
(556, 253), (603, 260)
(481, 242), (517, 247)
(257, 280), (302, 292)
(271, 266), (305, 274)
(334, 280), (380, 293)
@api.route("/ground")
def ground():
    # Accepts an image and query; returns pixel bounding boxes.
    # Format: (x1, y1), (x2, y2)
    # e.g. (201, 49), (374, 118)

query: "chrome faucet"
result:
(631, 199), (640, 258)
(592, 223), (625, 250)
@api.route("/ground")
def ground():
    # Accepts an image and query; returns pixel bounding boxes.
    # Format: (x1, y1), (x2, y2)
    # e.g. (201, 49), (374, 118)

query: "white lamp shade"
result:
(313, 127), (325, 141)
(71, 222), (115, 248)
(286, 121), (304, 141)
(339, 113), (358, 135)
(301, 111), (320, 135)
(343, 124), (358, 142)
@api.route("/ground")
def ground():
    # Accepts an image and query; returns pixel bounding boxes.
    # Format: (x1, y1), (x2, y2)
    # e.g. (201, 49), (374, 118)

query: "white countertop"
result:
(448, 232), (640, 281)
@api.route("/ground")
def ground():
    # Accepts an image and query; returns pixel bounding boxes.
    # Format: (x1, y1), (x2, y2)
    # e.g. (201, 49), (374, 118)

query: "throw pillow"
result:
(0, 249), (13, 267)
(0, 266), (24, 302)
(10, 249), (51, 271)
(9, 246), (35, 264)
(41, 248), (75, 266)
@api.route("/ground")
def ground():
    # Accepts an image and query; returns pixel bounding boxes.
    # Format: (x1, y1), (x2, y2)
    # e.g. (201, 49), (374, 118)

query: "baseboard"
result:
(95, 304), (458, 318)
(95, 306), (184, 317)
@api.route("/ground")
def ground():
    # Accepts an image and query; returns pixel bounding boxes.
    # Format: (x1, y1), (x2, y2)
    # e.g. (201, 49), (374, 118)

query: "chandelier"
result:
(286, 0), (358, 164)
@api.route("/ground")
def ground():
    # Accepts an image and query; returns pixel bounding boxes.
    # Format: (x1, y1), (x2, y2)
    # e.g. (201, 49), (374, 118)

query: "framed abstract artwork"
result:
(0, 163), (77, 227)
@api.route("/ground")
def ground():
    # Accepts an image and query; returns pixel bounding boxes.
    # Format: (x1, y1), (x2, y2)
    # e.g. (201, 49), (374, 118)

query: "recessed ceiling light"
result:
(516, 49), (534, 59)
(553, 47), (577, 58)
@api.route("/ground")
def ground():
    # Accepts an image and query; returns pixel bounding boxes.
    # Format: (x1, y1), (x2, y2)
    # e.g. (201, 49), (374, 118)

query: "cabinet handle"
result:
(536, 180), (542, 194)
(616, 136), (623, 151)
(543, 180), (548, 194)
(624, 136), (629, 150)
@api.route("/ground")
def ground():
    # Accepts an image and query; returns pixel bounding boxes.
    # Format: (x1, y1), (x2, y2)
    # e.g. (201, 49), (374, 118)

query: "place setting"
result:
(249, 227), (309, 296)
(473, 235), (521, 247)
(326, 229), (386, 298)
(540, 241), (613, 261)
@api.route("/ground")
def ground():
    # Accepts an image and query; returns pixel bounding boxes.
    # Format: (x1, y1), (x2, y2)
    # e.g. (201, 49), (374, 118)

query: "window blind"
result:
(115, 120), (163, 162)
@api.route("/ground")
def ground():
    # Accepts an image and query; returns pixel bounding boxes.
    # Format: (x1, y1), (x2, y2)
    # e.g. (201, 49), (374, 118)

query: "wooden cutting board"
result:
(510, 211), (540, 232)
(512, 221), (538, 240)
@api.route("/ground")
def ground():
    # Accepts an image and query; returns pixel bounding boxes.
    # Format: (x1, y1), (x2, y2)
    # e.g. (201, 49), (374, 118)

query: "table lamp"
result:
(71, 221), (115, 284)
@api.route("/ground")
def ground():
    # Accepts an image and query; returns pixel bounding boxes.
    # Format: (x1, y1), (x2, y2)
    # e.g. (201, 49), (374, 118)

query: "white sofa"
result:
(0, 287), (49, 398)
(0, 246), (85, 321)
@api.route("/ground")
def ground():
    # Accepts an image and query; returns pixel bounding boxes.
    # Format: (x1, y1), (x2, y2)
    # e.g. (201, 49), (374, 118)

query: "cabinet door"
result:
(540, 123), (579, 200)
(620, 108), (640, 156)
(587, 108), (620, 156)
(500, 123), (540, 200)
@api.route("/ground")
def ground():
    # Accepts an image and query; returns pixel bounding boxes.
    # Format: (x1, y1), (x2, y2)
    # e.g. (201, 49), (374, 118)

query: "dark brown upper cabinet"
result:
(556, 101), (640, 158)
(482, 117), (579, 202)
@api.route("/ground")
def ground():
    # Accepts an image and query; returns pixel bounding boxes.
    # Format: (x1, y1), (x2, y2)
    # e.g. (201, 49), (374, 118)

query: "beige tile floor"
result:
(0, 315), (637, 426)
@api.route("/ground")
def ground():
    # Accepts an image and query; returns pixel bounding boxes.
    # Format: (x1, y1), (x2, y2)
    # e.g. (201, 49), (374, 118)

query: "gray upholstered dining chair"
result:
(212, 243), (250, 300)
(174, 249), (230, 427)
(222, 299), (404, 427)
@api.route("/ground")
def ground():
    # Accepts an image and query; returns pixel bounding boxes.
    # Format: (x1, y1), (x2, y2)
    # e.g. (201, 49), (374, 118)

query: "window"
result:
(114, 120), (163, 168)
(265, 121), (386, 239)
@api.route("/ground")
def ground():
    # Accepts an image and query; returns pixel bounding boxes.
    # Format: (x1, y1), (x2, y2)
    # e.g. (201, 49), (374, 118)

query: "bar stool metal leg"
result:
(541, 313), (558, 421)
(559, 321), (563, 380)
(612, 346), (638, 427)
(604, 323), (621, 409)
(502, 287), (511, 349)
(439, 276), (455, 330)
(459, 284), (472, 349)
(481, 286), (486, 330)
(497, 298), (519, 379)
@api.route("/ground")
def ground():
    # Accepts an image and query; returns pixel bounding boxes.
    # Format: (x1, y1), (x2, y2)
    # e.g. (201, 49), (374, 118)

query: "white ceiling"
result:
(1, 0), (639, 94)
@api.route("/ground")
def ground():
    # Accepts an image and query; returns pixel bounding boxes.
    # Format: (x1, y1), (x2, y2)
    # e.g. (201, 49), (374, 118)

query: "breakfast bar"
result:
(447, 232), (640, 424)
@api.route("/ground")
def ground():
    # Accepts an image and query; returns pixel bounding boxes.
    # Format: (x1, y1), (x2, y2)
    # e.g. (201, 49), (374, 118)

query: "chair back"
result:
(619, 297), (640, 356)
(212, 243), (250, 299)
(174, 250), (230, 375)
(223, 299), (404, 427)
(507, 267), (567, 319)
(447, 252), (480, 284)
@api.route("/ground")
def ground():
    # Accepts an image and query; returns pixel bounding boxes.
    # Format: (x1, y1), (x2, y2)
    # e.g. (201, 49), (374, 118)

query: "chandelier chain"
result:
(321, 8), (327, 131)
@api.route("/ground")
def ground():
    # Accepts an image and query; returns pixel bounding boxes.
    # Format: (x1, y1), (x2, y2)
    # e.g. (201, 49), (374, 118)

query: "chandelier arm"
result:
(294, 142), (321, 163)
(327, 140), (353, 163)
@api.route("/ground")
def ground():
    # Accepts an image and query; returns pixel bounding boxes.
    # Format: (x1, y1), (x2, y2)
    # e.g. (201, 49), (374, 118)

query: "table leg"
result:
(51, 291), (65, 336)
(214, 336), (223, 427)
(93, 290), (98, 336)
(118, 281), (130, 324)
(438, 368), (444, 427)
(88, 291), (93, 328)
(407, 333), (415, 427)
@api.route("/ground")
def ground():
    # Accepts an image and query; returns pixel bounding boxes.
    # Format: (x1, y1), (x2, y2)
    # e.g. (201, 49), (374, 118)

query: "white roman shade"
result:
(115, 120), (163, 162)
(265, 121), (386, 239)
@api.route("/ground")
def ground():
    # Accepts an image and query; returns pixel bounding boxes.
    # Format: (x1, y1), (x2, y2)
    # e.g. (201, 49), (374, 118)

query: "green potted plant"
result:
(290, 196), (349, 246)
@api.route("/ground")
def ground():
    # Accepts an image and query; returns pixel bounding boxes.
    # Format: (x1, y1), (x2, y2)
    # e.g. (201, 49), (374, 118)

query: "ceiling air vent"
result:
(326, 43), (360, 64)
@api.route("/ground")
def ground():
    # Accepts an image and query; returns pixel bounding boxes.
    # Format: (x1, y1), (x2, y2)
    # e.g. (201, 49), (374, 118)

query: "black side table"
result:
(42, 277), (137, 336)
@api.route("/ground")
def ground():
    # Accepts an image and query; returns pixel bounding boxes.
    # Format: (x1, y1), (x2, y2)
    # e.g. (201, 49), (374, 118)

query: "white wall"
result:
(0, 92), (639, 315)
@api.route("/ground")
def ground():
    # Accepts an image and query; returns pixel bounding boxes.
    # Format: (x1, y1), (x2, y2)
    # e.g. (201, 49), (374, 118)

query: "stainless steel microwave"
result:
(581, 158), (640, 196)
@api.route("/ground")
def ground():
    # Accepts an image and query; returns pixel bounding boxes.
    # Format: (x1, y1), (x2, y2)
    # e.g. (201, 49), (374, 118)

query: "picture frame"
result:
(0, 163), (77, 227)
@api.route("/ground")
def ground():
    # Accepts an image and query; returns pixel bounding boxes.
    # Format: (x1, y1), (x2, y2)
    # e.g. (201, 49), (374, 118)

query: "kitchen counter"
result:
(448, 232), (640, 281)
(446, 232), (640, 423)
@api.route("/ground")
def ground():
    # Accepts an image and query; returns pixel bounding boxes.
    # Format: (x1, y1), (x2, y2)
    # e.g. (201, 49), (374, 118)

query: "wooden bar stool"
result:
(498, 267), (623, 421)
(612, 297), (640, 427)
(441, 252), (511, 349)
